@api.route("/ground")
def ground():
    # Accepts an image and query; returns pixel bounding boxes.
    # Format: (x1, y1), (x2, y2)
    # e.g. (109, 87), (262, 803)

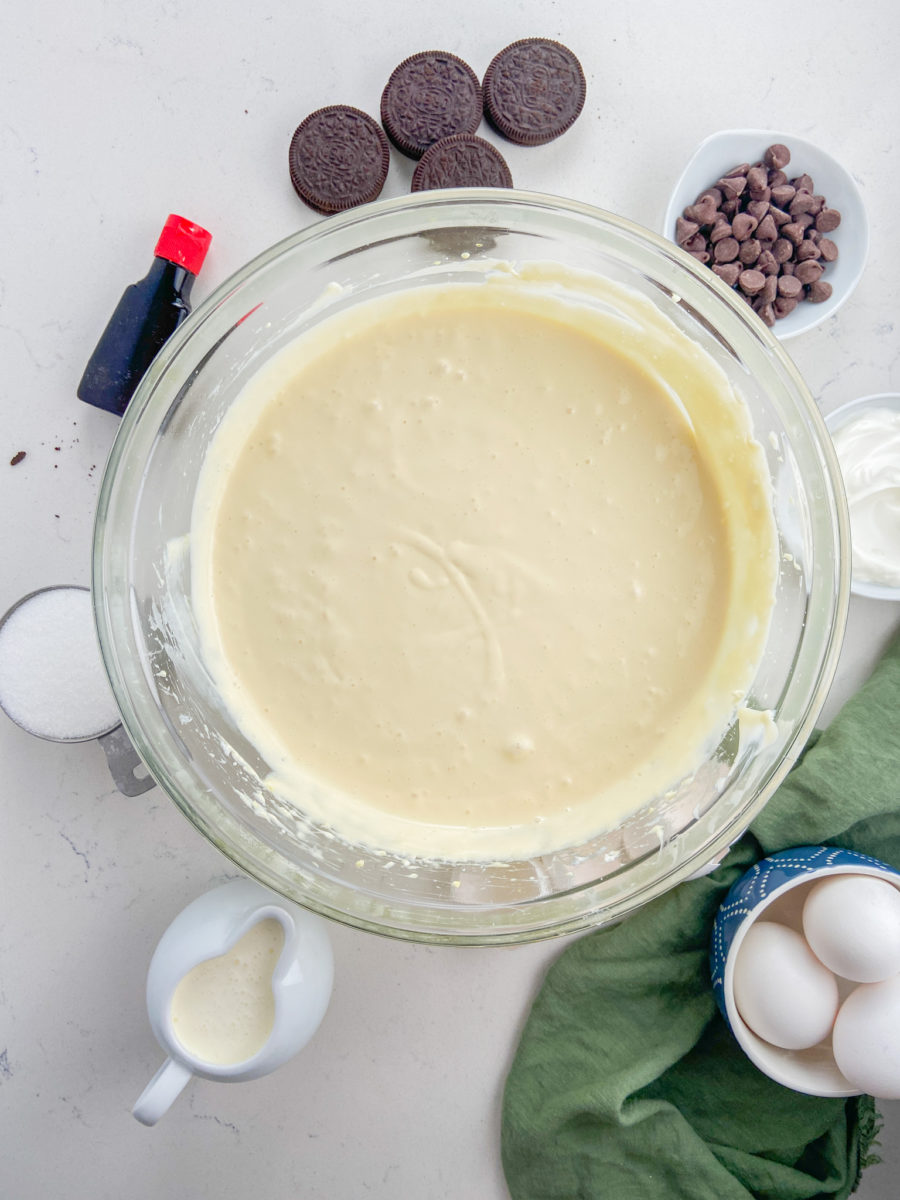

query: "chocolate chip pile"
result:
(287, 39), (586, 214)
(676, 144), (841, 326)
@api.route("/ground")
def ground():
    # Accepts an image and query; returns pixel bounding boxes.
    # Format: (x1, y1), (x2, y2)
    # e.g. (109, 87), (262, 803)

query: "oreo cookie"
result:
(381, 51), (482, 159)
(288, 105), (390, 214)
(483, 38), (586, 147)
(411, 135), (513, 192)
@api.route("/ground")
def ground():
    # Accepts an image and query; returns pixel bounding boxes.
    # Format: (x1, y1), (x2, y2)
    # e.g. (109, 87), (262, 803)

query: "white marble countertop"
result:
(2, 1), (899, 1195)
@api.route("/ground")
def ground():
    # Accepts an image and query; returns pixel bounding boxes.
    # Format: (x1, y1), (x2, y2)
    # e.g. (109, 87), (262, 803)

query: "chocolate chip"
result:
(778, 274), (803, 298)
(774, 296), (799, 318)
(782, 222), (805, 246)
(411, 134), (513, 190)
(757, 248), (779, 274)
(795, 259), (824, 285)
(699, 187), (723, 207)
(791, 173), (815, 192)
(712, 262), (741, 286)
(676, 216), (699, 245)
(739, 238), (761, 264)
(769, 204), (792, 227)
(747, 199), (770, 221)
(685, 197), (718, 225)
(381, 51), (482, 159)
(807, 280), (834, 302)
(816, 208), (842, 232)
(718, 175), (747, 200)
(713, 237), (740, 263)
(738, 269), (766, 296)
(709, 220), (733, 244)
(756, 213), (778, 242)
(746, 165), (768, 194)
(819, 237), (839, 262)
(770, 184), (796, 208)
(764, 143), (791, 170)
(755, 301), (776, 326)
(794, 213), (815, 231)
(789, 190), (817, 216)
(760, 274), (778, 303)
(732, 212), (758, 241)
(796, 240), (822, 262)
(772, 238), (793, 263)
(483, 38), (586, 146)
(767, 169), (788, 188)
(288, 106), (390, 214)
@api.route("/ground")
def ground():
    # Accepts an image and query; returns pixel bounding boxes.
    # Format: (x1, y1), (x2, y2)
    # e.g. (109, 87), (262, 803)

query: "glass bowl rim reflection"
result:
(92, 187), (850, 945)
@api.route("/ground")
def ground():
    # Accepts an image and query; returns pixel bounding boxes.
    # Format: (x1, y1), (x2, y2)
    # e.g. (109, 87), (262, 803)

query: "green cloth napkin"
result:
(503, 629), (900, 1200)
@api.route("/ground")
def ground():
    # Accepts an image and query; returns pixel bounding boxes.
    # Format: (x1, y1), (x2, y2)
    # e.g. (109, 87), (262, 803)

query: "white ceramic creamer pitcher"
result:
(133, 877), (333, 1125)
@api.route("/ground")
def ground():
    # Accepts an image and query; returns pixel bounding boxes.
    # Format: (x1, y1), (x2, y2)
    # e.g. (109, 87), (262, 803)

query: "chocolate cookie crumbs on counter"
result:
(288, 106), (390, 214)
(10, 451), (26, 466)
(381, 51), (482, 159)
(483, 38), (586, 146)
(675, 143), (840, 325)
(411, 134), (513, 191)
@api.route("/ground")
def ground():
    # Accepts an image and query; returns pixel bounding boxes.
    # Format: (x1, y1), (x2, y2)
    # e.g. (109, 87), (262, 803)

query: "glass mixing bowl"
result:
(92, 190), (849, 945)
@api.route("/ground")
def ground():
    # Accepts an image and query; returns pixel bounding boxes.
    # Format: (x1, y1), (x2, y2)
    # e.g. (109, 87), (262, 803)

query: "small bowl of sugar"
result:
(0, 585), (154, 792)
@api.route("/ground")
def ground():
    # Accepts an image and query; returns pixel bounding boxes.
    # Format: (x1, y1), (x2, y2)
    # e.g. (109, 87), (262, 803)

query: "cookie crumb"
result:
(10, 451), (26, 466)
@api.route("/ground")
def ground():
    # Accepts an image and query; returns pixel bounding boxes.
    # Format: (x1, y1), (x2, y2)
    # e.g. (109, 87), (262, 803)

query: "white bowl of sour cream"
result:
(825, 394), (900, 601)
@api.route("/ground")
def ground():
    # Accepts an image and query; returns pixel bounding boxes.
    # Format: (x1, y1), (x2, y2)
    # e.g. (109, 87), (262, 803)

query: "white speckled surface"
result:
(1, 1), (899, 1196)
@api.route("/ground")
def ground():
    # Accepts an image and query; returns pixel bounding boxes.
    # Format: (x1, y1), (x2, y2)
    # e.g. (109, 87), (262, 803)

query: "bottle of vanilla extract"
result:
(78, 214), (211, 416)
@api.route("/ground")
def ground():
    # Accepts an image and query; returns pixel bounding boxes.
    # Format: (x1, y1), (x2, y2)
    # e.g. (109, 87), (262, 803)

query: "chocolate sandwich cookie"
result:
(483, 38), (586, 146)
(411, 135), (513, 192)
(288, 105), (390, 214)
(381, 51), (482, 159)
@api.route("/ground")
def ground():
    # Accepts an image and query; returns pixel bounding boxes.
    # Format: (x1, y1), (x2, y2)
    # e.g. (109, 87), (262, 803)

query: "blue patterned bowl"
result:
(711, 845), (900, 1095)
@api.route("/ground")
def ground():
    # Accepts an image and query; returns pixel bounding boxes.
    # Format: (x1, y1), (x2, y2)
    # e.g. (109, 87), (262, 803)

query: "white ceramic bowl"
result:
(712, 846), (900, 1096)
(662, 129), (868, 340)
(825, 393), (900, 601)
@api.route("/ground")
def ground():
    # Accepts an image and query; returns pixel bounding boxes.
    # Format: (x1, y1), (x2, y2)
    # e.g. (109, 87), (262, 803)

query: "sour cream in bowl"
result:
(825, 393), (900, 601)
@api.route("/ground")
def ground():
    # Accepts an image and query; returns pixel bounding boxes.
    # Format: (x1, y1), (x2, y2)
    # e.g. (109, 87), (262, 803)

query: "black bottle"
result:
(77, 214), (212, 417)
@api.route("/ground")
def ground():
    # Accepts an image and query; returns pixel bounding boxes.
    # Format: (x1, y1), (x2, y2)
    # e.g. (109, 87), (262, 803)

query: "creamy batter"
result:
(170, 917), (284, 1065)
(192, 270), (777, 860)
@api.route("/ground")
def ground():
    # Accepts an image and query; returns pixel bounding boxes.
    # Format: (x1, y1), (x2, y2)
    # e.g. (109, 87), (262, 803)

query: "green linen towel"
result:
(502, 629), (900, 1200)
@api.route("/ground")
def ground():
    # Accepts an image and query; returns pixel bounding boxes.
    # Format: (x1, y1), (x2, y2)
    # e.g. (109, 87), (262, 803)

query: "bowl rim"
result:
(661, 127), (869, 341)
(91, 187), (851, 944)
(824, 392), (900, 602)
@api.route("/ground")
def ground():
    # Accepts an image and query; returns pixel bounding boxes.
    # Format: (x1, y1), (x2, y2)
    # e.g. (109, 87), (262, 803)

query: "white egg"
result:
(832, 975), (900, 1098)
(802, 873), (900, 983)
(732, 921), (839, 1050)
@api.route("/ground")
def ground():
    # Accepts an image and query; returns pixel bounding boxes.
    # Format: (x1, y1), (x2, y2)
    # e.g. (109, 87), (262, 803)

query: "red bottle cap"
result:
(154, 214), (212, 275)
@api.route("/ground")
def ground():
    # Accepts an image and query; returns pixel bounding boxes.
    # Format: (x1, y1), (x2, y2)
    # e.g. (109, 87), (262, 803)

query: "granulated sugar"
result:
(0, 586), (121, 740)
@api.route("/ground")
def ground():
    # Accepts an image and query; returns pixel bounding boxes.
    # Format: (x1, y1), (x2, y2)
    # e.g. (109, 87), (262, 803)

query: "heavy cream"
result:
(191, 270), (777, 861)
(831, 407), (900, 588)
(170, 917), (284, 1065)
